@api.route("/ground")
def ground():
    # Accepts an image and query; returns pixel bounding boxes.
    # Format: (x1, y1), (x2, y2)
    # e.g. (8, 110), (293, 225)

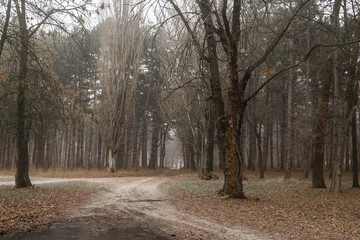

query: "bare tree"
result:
(7, 0), (92, 187)
(96, 0), (144, 172)
(164, 0), (310, 198)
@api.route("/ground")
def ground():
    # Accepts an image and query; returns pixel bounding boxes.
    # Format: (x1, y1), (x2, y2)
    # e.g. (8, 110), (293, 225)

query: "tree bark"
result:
(159, 125), (168, 168)
(256, 124), (264, 178)
(86, 117), (94, 169)
(205, 107), (215, 173)
(149, 105), (160, 169)
(312, 0), (341, 189)
(285, 12), (294, 179)
(141, 116), (148, 167)
(263, 86), (271, 172)
(97, 133), (102, 169)
(14, 0), (31, 188)
(107, 149), (116, 172)
(352, 111), (359, 188)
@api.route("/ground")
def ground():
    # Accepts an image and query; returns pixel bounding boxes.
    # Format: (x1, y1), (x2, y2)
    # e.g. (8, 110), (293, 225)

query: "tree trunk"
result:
(132, 121), (140, 171)
(248, 122), (256, 171)
(201, 105), (215, 177)
(75, 125), (81, 168)
(330, 106), (356, 193)
(352, 112), (359, 188)
(149, 106), (160, 169)
(256, 124), (264, 178)
(86, 119), (94, 169)
(269, 123), (274, 169)
(70, 124), (76, 169)
(330, 62), (358, 193)
(124, 125), (133, 170)
(15, 0), (31, 188)
(141, 117), (148, 168)
(97, 133), (102, 169)
(263, 87), (271, 172)
(312, 0), (341, 189)
(195, 0), (226, 171)
(188, 141), (196, 171)
(159, 126), (167, 168)
(303, 25), (311, 179)
(107, 149), (116, 172)
(285, 16), (294, 179)
(206, 107), (215, 173)
(280, 91), (286, 170)
(345, 141), (350, 171)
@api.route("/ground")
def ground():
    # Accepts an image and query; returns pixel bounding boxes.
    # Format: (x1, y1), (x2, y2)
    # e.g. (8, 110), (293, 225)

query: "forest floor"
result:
(0, 168), (359, 239)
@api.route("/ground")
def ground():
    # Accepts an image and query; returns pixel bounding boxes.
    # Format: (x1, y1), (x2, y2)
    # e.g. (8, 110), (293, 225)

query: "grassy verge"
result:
(167, 170), (360, 240)
(0, 181), (99, 235)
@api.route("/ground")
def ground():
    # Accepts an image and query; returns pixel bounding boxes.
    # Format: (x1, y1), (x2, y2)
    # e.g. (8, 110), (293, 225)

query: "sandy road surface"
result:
(69, 177), (280, 240)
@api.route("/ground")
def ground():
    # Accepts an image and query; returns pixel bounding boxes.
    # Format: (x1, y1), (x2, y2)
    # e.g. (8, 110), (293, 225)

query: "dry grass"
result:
(2, 167), (359, 239)
(0, 167), (192, 179)
(168, 169), (360, 240)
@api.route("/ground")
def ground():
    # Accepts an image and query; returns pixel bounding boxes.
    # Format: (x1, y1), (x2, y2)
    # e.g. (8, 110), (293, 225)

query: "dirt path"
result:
(69, 177), (279, 240)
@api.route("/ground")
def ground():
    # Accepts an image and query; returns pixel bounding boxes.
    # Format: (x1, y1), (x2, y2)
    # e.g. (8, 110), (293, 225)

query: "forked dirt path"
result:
(69, 177), (280, 240)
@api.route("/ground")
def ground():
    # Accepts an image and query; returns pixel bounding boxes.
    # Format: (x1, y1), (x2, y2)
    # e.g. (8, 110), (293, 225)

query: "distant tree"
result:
(95, 0), (144, 172)
(0, 0), (92, 187)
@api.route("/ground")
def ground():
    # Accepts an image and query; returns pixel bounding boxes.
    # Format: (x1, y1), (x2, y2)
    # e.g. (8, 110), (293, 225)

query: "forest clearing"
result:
(1, 169), (359, 240)
(2, 0), (360, 239)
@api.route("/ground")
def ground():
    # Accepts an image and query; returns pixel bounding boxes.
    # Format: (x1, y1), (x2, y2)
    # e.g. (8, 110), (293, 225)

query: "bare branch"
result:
(244, 39), (360, 103)
(0, 0), (12, 59)
(248, 0), (311, 72)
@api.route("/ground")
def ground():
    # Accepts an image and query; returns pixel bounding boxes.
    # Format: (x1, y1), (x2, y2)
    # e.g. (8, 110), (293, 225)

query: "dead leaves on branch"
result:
(0, 182), (97, 235)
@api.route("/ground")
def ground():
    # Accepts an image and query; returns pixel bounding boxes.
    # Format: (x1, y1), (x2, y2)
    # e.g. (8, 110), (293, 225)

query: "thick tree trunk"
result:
(330, 14), (360, 191)
(116, 139), (125, 169)
(330, 107), (356, 193)
(196, 0), (226, 171)
(312, 0), (341, 189)
(205, 107), (215, 173)
(15, 0), (31, 188)
(188, 144), (196, 171)
(345, 142), (350, 172)
(159, 126), (167, 168)
(201, 106), (215, 177)
(107, 149), (116, 172)
(330, 64), (358, 193)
